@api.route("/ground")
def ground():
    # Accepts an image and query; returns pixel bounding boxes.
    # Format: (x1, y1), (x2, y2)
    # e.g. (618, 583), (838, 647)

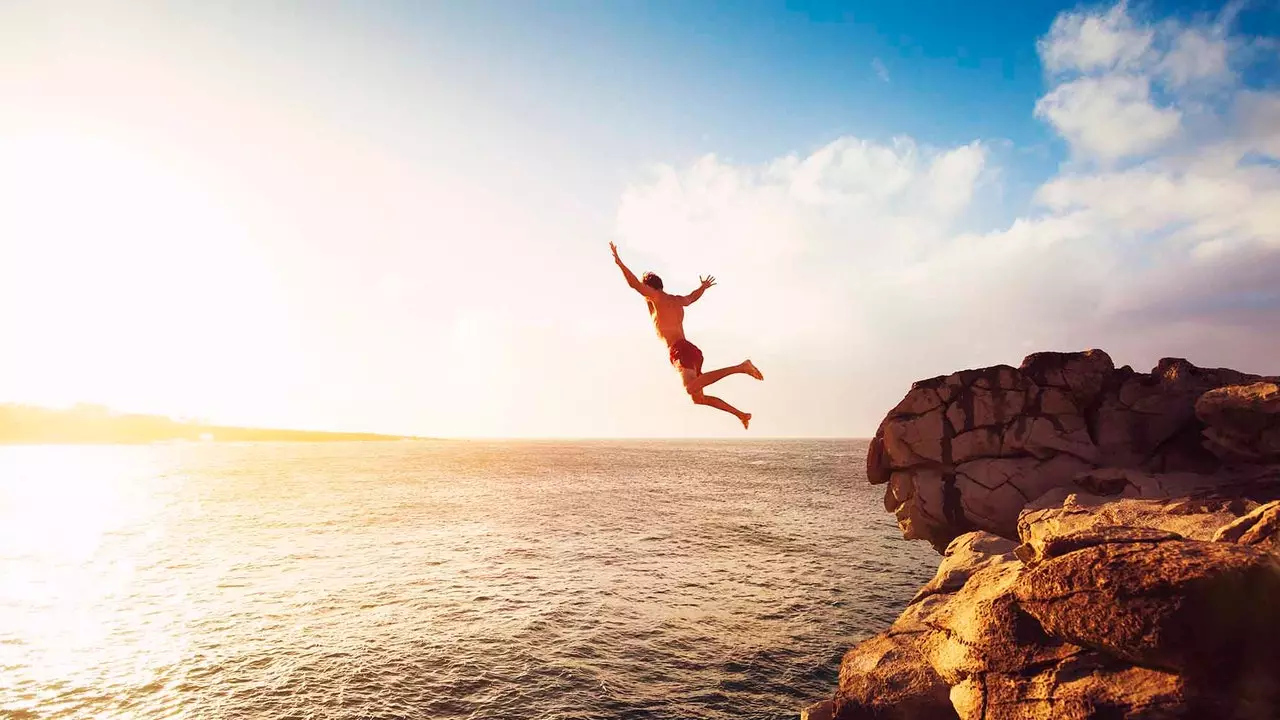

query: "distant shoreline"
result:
(0, 405), (865, 444)
(0, 437), (429, 446)
(0, 403), (425, 445)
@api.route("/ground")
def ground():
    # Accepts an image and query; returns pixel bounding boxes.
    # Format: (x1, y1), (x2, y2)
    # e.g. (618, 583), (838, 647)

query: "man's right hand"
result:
(699, 274), (717, 289)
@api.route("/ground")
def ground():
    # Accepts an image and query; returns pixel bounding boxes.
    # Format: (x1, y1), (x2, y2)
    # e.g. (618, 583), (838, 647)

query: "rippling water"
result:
(0, 440), (937, 719)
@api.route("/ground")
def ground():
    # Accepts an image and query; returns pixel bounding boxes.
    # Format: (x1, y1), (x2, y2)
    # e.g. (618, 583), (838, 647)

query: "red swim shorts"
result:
(668, 339), (704, 374)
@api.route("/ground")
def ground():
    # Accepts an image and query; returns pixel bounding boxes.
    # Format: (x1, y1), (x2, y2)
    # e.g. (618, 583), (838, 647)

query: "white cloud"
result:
(1159, 25), (1231, 87)
(615, 1), (1280, 433)
(1038, 1), (1154, 75)
(872, 57), (890, 83)
(1236, 90), (1280, 158)
(1033, 1), (1247, 163)
(1035, 74), (1181, 161)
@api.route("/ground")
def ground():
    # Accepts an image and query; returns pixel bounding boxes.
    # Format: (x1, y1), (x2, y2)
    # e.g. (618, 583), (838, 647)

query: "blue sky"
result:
(183, 1), (1075, 211)
(361, 0), (1069, 211)
(367, 2), (1273, 177)
(305, 0), (1280, 241)
(1, 0), (1278, 437)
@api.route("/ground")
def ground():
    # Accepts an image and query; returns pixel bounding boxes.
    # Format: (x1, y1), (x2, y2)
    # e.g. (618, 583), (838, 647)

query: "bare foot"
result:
(741, 413), (751, 430)
(742, 360), (763, 381)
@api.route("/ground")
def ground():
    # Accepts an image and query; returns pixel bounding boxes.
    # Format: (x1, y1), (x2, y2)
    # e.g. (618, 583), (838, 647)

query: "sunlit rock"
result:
(807, 348), (1280, 719)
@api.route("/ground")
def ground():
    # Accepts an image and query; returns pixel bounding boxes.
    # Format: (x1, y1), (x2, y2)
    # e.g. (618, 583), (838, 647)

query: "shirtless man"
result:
(610, 241), (763, 429)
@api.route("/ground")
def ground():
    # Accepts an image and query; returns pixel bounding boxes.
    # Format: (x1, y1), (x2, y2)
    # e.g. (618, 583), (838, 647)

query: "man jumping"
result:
(610, 241), (763, 429)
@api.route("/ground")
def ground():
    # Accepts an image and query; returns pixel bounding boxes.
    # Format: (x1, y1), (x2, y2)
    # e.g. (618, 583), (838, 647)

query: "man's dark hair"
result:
(642, 272), (663, 291)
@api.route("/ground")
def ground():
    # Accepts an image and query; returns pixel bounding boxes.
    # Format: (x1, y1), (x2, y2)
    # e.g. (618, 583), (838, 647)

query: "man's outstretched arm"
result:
(610, 242), (656, 297)
(680, 275), (716, 305)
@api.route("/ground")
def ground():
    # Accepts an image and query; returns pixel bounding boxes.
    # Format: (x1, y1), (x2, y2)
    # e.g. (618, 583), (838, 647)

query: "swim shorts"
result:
(668, 339), (704, 374)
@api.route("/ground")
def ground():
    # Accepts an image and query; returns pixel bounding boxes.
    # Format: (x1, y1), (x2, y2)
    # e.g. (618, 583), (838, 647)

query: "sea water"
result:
(0, 440), (937, 719)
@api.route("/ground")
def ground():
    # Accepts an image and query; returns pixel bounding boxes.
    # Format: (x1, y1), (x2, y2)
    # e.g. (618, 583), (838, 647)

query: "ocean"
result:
(0, 440), (938, 720)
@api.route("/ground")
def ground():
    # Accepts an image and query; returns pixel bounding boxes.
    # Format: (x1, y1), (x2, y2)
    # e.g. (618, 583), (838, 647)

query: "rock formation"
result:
(804, 350), (1280, 720)
(867, 349), (1280, 551)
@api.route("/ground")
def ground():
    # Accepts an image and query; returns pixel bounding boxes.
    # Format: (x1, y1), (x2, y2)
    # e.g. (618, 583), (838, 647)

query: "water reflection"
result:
(0, 441), (936, 719)
(0, 446), (187, 718)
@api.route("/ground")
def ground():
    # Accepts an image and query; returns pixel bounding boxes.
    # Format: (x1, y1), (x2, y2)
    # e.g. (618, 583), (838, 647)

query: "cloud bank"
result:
(614, 1), (1280, 433)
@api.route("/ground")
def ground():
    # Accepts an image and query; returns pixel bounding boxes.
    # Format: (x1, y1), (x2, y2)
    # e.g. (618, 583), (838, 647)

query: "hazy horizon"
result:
(3, 0), (1279, 439)
(2, 399), (869, 441)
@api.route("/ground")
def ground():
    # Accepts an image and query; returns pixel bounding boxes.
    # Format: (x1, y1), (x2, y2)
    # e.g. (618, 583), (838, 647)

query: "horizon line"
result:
(425, 435), (870, 441)
(0, 436), (874, 445)
(0, 403), (877, 442)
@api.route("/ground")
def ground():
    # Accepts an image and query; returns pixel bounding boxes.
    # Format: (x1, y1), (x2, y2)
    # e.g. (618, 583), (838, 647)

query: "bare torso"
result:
(646, 293), (687, 346)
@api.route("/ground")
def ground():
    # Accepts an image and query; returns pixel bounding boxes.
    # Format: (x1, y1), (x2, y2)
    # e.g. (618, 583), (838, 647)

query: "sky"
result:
(1, 0), (1278, 438)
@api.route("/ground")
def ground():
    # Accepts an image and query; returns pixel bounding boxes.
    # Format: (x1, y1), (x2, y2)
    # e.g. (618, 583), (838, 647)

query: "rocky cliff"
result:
(868, 350), (1280, 552)
(805, 350), (1280, 720)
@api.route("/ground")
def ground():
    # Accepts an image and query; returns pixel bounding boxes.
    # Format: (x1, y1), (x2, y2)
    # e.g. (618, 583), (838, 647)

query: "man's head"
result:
(641, 272), (663, 291)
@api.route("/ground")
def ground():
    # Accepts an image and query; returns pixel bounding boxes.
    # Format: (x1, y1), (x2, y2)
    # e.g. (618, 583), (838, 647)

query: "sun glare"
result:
(0, 130), (292, 422)
(0, 446), (189, 716)
(0, 445), (138, 561)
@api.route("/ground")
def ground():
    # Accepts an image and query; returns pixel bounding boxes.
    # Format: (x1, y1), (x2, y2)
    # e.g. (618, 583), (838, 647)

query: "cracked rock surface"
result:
(816, 349), (1280, 720)
(1197, 382), (1280, 463)
(826, 501), (1280, 720)
(868, 349), (1280, 551)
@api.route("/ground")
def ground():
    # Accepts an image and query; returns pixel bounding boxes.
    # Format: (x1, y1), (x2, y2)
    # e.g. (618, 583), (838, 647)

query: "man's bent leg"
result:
(683, 371), (750, 428)
(690, 359), (762, 391)
(692, 392), (751, 429)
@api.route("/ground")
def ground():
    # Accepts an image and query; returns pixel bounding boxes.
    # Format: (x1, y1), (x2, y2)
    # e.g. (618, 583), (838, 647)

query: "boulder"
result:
(1213, 500), (1280, 550)
(800, 699), (834, 720)
(1014, 524), (1183, 567)
(1197, 382), (1280, 463)
(911, 532), (1018, 604)
(1014, 535), (1280, 708)
(869, 349), (1280, 550)
(950, 652), (1198, 720)
(831, 632), (956, 720)
(1017, 492), (1258, 548)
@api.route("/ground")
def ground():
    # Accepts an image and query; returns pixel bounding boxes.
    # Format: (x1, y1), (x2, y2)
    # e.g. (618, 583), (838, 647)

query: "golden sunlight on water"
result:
(0, 447), (189, 718)
(0, 441), (937, 719)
